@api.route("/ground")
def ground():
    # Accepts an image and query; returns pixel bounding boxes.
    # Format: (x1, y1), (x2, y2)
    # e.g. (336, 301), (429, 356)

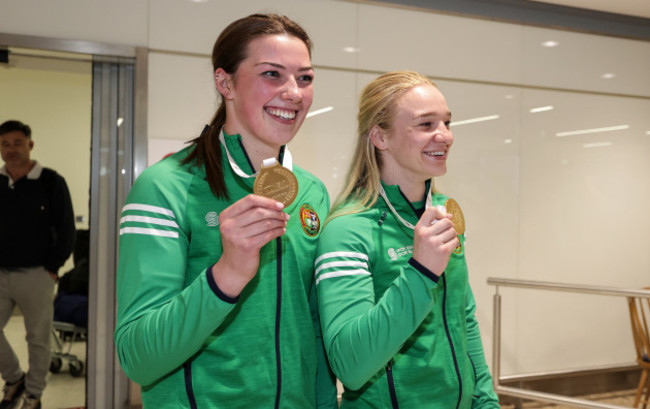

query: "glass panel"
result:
(88, 60), (134, 409)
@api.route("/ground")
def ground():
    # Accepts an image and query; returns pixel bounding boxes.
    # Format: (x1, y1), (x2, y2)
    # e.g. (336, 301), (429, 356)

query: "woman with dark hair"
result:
(115, 14), (336, 408)
(316, 71), (499, 408)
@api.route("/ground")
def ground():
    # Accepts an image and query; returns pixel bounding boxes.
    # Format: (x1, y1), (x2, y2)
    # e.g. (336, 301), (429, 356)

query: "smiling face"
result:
(218, 34), (314, 164)
(371, 84), (453, 191)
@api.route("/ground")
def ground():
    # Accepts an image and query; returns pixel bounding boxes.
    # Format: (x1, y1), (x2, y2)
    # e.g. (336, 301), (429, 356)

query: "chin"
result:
(430, 166), (448, 177)
(271, 127), (299, 144)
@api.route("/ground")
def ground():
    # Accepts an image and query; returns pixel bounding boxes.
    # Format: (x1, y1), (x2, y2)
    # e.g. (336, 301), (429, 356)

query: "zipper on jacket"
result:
(273, 237), (282, 409)
(386, 360), (400, 408)
(441, 275), (463, 409)
(183, 361), (198, 409)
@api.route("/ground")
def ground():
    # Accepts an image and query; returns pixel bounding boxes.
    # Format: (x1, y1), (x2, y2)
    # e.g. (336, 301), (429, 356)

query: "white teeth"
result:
(425, 151), (445, 157)
(267, 108), (296, 120)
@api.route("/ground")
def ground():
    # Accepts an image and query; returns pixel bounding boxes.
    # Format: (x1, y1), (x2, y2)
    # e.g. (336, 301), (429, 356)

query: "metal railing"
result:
(488, 277), (650, 409)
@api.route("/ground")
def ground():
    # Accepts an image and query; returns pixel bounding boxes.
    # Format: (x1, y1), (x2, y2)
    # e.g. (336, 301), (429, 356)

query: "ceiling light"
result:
(556, 124), (629, 137)
(306, 106), (334, 118)
(646, 131), (650, 135)
(117, 117), (124, 127)
(583, 142), (613, 148)
(504, 139), (513, 144)
(450, 115), (499, 127)
(342, 47), (360, 54)
(541, 41), (559, 47)
(601, 73), (616, 79)
(529, 105), (554, 113)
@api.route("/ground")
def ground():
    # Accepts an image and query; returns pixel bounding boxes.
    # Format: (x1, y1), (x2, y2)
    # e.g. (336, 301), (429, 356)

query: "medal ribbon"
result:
(378, 183), (434, 230)
(219, 128), (293, 178)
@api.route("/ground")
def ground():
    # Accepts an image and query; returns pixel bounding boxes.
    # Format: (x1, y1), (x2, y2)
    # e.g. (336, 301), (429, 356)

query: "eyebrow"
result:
(413, 111), (452, 120)
(256, 62), (314, 72)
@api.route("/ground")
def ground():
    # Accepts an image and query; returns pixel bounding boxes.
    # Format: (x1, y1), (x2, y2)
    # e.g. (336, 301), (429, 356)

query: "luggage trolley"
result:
(50, 320), (85, 377)
(49, 229), (89, 378)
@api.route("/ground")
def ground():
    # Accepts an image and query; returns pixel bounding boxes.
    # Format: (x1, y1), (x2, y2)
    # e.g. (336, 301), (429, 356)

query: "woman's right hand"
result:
(211, 194), (289, 297)
(412, 206), (459, 276)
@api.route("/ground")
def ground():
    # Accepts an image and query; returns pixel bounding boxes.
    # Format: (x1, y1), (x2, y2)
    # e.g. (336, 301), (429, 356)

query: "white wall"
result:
(2, 0), (649, 377)
(0, 53), (92, 273)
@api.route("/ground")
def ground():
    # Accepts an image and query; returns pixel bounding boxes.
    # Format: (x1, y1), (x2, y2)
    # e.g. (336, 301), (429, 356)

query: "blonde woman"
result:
(316, 71), (499, 408)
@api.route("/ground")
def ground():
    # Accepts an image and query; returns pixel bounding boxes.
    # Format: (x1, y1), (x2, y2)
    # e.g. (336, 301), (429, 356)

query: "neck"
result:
(398, 182), (426, 202)
(222, 127), (281, 173)
(380, 170), (426, 203)
(240, 138), (280, 173)
(6, 160), (35, 181)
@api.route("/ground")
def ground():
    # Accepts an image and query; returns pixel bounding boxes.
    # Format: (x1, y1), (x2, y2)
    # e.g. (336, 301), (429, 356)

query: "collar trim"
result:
(1, 161), (42, 186)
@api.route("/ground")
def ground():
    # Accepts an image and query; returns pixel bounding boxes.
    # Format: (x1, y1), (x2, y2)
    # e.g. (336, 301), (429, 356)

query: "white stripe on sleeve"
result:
(315, 260), (368, 276)
(122, 203), (175, 218)
(315, 251), (368, 265)
(119, 227), (179, 238)
(120, 215), (179, 228)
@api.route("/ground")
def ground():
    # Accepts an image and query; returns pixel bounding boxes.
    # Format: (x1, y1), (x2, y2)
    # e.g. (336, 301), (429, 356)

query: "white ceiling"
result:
(529, 0), (650, 19)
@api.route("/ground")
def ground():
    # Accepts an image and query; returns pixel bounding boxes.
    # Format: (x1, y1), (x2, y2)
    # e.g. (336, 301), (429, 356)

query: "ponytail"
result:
(182, 105), (228, 199)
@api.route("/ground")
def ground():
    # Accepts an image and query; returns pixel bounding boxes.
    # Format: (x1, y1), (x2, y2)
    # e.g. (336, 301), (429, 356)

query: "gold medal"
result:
(445, 198), (465, 235)
(253, 158), (298, 207)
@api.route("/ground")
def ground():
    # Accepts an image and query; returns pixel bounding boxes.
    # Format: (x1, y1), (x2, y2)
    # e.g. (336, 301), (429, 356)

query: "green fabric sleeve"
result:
(114, 166), (236, 386)
(316, 215), (439, 390)
(465, 286), (500, 408)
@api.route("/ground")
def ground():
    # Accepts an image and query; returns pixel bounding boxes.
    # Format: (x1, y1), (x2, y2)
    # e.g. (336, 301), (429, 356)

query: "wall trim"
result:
(349, 0), (650, 41)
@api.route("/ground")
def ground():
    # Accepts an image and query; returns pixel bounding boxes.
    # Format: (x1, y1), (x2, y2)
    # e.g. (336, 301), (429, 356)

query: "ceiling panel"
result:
(526, 0), (650, 19)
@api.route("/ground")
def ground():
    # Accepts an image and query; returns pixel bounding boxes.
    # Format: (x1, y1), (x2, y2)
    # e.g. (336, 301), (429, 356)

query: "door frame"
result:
(0, 32), (148, 409)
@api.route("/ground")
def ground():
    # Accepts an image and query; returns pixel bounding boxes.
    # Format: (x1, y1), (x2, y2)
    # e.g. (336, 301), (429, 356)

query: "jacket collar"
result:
(1, 161), (42, 186)
(379, 179), (432, 225)
(221, 130), (288, 177)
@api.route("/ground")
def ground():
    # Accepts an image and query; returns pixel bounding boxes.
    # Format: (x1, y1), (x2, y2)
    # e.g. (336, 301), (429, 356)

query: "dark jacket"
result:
(0, 163), (75, 275)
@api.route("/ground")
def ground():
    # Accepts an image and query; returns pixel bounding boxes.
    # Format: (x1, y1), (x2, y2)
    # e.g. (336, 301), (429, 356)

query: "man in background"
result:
(0, 120), (75, 409)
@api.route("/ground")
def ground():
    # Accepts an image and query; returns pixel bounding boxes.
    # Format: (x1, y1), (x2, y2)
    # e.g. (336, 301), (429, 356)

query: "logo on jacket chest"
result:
(299, 204), (320, 237)
(205, 211), (219, 227)
(387, 245), (413, 261)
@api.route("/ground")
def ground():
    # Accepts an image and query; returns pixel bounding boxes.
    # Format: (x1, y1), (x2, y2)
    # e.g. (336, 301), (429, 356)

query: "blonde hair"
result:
(328, 70), (438, 222)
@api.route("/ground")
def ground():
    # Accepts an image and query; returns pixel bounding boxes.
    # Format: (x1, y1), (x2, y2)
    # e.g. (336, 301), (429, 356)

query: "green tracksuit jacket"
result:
(316, 182), (499, 408)
(114, 133), (337, 408)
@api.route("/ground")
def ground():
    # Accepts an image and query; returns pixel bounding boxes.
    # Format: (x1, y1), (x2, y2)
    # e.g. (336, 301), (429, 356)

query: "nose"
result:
(282, 77), (302, 103)
(433, 124), (453, 144)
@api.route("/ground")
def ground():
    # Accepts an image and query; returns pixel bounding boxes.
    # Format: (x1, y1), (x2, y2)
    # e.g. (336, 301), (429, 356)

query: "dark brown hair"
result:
(182, 13), (313, 198)
(0, 120), (32, 138)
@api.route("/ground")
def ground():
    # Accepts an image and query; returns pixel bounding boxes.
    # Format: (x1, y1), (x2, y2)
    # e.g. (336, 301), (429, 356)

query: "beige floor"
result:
(4, 314), (86, 409)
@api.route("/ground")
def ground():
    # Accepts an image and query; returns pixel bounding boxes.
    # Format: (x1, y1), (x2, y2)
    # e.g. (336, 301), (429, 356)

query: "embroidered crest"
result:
(205, 211), (219, 227)
(299, 204), (320, 236)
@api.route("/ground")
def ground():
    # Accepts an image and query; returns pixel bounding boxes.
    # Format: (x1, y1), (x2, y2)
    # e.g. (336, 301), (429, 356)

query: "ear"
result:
(28, 140), (34, 150)
(368, 125), (388, 150)
(214, 68), (234, 100)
